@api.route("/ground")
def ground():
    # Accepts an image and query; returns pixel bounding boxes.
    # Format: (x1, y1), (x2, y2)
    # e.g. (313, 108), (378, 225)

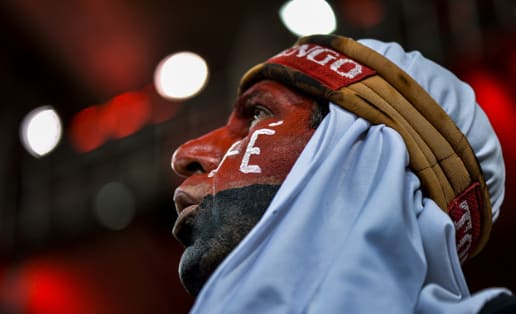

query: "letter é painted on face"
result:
(240, 129), (275, 173)
(240, 120), (284, 173)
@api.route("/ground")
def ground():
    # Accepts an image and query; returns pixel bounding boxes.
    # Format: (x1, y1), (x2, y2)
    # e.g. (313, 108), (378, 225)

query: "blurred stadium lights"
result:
(154, 51), (209, 100)
(463, 69), (516, 160)
(10, 261), (96, 314)
(20, 106), (63, 158)
(68, 50), (209, 154)
(68, 87), (180, 153)
(69, 105), (107, 153)
(279, 0), (337, 36)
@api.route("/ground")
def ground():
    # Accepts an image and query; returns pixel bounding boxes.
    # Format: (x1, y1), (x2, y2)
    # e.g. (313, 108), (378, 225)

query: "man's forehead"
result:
(235, 80), (307, 108)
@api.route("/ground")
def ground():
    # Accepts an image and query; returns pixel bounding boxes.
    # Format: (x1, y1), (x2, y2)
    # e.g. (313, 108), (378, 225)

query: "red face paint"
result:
(172, 80), (317, 206)
(171, 80), (319, 295)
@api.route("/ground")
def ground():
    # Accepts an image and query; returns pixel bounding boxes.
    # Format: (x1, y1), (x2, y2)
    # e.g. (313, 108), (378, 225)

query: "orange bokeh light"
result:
(99, 92), (150, 139)
(69, 106), (106, 153)
(69, 90), (157, 153)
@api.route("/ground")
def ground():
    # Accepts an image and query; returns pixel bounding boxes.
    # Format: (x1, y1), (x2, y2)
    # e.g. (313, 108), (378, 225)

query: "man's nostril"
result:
(186, 161), (205, 174)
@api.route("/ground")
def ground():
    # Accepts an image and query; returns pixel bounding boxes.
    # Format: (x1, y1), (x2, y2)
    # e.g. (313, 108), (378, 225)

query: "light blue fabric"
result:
(190, 40), (508, 313)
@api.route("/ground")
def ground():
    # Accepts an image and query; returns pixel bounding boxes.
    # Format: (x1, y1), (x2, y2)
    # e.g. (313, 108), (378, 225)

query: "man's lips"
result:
(173, 189), (204, 244)
(172, 205), (199, 245)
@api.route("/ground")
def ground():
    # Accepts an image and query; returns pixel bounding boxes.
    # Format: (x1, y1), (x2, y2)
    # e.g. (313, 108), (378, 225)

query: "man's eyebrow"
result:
(235, 89), (267, 110)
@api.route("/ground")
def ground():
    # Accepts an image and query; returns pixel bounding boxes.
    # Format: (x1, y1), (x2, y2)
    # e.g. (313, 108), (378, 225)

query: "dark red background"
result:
(0, 1), (515, 313)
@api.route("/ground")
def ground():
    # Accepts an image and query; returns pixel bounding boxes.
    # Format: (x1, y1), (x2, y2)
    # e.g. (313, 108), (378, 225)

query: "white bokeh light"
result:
(154, 51), (209, 100)
(20, 106), (62, 157)
(280, 0), (337, 37)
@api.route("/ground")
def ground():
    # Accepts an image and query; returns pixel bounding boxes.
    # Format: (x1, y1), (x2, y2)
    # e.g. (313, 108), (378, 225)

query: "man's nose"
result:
(171, 127), (236, 177)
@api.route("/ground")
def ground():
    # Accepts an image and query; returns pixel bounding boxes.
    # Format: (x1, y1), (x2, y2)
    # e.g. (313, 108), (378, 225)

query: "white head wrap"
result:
(358, 39), (505, 221)
(189, 39), (508, 313)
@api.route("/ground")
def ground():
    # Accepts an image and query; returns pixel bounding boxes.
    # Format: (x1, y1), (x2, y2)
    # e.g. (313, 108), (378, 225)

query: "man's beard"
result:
(177, 184), (280, 296)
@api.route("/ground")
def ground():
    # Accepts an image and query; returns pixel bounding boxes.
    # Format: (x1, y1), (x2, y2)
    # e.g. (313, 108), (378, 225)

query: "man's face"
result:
(171, 80), (318, 296)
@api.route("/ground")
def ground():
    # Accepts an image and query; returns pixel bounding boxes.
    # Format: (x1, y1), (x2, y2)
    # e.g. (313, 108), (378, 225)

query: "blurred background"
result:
(0, 0), (515, 313)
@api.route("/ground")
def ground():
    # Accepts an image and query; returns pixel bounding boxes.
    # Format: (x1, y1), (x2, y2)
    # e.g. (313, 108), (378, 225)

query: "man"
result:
(171, 34), (513, 313)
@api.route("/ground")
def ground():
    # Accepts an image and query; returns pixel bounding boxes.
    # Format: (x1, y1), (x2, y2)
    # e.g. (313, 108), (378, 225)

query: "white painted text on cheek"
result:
(208, 120), (284, 176)
(239, 121), (283, 174)
(208, 140), (241, 177)
(240, 128), (276, 173)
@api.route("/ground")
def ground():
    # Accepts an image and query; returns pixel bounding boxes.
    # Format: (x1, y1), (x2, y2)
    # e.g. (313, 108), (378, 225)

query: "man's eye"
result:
(249, 106), (271, 128)
(252, 107), (268, 121)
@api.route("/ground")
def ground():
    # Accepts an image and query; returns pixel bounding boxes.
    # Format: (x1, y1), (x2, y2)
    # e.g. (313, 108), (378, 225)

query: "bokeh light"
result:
(279, 0), (337, 37)
(20, 106), (63, 157)
(69, 106), (105, 153)
(463, 69), (516, 160)
(154, 51), (209, 100)
(99, 92), (150, 139)
(68, 91), (155, 153)
(94, 182), (136, 231)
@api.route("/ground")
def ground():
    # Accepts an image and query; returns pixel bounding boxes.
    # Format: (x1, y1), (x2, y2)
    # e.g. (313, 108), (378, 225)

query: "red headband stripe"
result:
(267, 43), (376, 90)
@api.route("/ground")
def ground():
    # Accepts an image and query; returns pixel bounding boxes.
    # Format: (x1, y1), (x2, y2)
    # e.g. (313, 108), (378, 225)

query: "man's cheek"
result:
(244, 125), (316, 179)
(210, 121), (292, 189)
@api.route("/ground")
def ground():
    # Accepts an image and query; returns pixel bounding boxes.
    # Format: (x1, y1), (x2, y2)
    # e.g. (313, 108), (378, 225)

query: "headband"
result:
(238, 34), (492, 261)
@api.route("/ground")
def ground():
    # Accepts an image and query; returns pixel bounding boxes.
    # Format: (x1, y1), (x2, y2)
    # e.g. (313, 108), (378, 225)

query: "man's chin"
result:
(178, 244), (211, 297)
(178, 226), (251, 297)
(175, 184), (281, 296)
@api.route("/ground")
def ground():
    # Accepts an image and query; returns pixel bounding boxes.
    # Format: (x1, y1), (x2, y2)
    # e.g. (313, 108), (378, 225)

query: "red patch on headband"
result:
(267, 44), (376, 90)
(448, 182), (482, 263)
